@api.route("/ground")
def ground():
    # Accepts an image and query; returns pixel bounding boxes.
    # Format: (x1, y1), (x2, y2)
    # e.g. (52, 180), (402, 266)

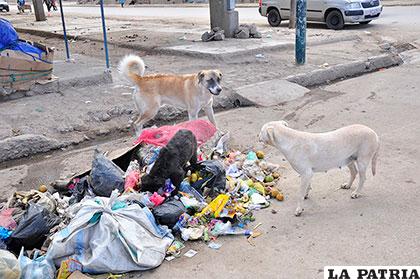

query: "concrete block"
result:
(235, 79), (310, 107)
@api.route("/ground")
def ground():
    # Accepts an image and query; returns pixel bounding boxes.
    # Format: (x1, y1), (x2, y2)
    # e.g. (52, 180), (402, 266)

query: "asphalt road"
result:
(57, 5), (420, 41)
(59, 5), (420, 25)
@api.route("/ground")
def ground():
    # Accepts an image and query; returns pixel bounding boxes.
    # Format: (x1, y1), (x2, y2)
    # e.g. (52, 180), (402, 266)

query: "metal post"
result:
(58, 0), (70, 61)
(100, 0), (110, 70)
(295, 0), (306, 65)
(289, 0), (296, 29)
(33, 0), (46, 21)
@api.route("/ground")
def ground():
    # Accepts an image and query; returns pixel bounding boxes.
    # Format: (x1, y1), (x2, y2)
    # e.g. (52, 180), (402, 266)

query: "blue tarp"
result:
(0, 18), (19, 51)
(0, 18), (45, 60)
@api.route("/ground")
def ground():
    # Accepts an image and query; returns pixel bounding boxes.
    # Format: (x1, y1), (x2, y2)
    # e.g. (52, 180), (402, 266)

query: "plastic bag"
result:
(134, 119), (217, 147)
(124, 160), (140, 191)
(90, 150), (125, 197)
(69, 176), (94, 205)
(196, 194), (229, 218)
(18, 248), (55, 279)
(0, 208), (17, 230)
(152, 198), (186, 229)
(191, 160), (226, 196)
(7, 204), (60, 255)
(0, 227), (12, 240)
(46, 191), (173, 274)
(0, 249), (20, 279)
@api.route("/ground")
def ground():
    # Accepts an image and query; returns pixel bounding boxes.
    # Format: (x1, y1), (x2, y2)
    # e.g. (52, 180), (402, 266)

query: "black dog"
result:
(141, 129), (198, 193)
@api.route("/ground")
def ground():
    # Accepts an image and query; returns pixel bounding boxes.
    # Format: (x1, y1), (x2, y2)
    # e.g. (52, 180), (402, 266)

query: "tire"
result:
(267, 8), (281, 27)
(325, 10), (344, 30)
(6, 6), (10, 12)
(359, 20), (371, 25)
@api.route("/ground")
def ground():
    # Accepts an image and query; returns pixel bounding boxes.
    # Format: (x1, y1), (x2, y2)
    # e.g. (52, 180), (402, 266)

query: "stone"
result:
(235, 27), (250, 39)
(235, 79), (310, 107)
(248, 24), (258, 36)
(213, 32), (225, 41)
(252, 31), (262, 39)
(201, 31), (214, 42)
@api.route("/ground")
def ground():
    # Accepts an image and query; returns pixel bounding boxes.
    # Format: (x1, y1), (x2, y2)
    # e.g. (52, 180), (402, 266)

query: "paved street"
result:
(56, 5), (420, 37)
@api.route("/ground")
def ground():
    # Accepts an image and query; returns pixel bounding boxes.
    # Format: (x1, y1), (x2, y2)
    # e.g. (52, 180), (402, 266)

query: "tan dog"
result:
(259, 121), (380, 216)
(119, 54), (222, 135)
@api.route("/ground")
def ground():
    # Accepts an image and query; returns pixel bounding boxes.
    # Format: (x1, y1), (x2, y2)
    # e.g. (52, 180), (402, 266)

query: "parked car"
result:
(0, 0), (9, 12)
(259, 0), (383, 29)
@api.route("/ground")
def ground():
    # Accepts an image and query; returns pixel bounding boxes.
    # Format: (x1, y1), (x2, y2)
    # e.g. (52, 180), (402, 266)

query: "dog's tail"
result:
(371, 142), (379, 176)
(118, 54), (145, 83)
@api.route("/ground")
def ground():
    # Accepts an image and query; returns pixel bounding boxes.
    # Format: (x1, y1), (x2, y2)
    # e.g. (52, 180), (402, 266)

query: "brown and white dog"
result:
(259, 121), (380, 216)
(119, 54), (223, 135)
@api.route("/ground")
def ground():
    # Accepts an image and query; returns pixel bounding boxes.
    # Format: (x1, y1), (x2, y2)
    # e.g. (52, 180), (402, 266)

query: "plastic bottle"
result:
(211, 221), (252, 236)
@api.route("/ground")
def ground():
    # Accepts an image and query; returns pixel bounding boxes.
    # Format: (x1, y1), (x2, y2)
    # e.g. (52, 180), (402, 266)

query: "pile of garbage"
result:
(0, 119), (284, 278)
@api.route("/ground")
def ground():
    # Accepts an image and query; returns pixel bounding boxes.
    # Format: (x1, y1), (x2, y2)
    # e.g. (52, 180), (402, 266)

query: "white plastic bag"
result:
(46, 191), (173, 274)
(0, 249), (20, 279)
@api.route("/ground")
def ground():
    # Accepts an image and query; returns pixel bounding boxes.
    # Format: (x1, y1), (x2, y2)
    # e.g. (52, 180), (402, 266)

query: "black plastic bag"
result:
(191, 160), (226, 196)
(69, 176), (91, 205)
(152, 198), (186, 229)
(0, 239), (7, 250)
(7, 203), (60, 255)
(90, 150), (125, 197)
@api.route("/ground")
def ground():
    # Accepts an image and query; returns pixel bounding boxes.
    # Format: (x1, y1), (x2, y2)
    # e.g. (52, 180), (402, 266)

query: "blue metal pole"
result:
(99, 0), (110, 69)
(58, 0), (70, 61)
(295, 0), (306, 65)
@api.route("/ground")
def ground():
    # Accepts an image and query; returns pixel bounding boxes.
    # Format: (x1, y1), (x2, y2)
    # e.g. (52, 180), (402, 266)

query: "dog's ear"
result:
(197, 71), (205, 83)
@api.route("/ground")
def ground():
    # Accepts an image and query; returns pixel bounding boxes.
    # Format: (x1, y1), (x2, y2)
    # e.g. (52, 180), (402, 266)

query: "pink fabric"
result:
(134, 119), (217, 147)
(0, 208), (17, 230)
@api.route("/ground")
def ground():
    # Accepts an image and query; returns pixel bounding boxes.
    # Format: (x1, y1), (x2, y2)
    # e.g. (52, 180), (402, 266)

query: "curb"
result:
(285, 53), (403, 88)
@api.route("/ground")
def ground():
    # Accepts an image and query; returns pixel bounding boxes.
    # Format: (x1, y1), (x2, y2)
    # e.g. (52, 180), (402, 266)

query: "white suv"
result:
(259, 0), (383, 29)
(0, 0), (10, 12)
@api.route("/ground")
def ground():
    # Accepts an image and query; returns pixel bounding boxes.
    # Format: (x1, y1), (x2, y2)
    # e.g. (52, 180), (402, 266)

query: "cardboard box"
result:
(0, 40), (54, 90)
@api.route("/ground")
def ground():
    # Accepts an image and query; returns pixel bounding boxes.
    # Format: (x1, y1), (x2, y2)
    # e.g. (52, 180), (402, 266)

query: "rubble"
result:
(234, 24), (262, 39)
(201, 27), (225, 42)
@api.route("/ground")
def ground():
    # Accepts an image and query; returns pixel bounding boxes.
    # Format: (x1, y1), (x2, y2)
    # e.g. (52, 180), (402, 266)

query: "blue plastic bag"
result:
(0, 227), (12, 240)
(18, 248), (55, 279)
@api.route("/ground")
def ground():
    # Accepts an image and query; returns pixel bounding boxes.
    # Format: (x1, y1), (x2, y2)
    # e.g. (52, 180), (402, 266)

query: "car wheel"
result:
(6, 7), (10, 12)
(359, 20), (371, 25)
(267, 9), (281, 27)
(325, 10), (344, 30)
